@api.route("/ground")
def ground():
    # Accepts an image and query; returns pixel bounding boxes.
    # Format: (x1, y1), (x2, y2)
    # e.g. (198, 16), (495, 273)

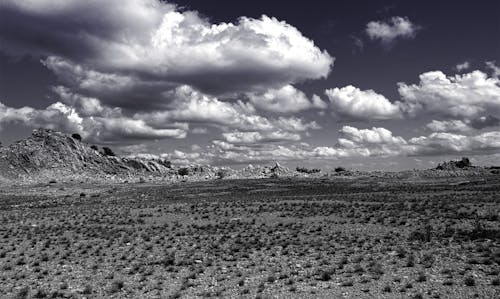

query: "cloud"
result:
(426, 116), (500, 133)
(143, 124), (500, 165)
(409, 131), (500, 156)
(222, 131), (300, 144)
(246, 85), (324, 113)
(366, 16), (419, 45)
(486, 61), (500, 78)
(1, 0), (333, 101)
(134, 85), (320, 133)
(398, 70), (500, 119)
(426, 120), (472, 133)
(339, 126), (406, 145)
(455, 61), (470, 72)
(325, 85), (402, 120)
(470, 115), (500, 130)
(0, 101), (186, 144)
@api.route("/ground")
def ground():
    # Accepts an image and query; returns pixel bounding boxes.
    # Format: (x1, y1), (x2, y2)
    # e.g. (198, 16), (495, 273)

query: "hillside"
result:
(0, 129), (174, 183)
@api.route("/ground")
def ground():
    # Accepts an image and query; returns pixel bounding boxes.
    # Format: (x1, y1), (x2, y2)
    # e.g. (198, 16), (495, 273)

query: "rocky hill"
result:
(0, 129), (175, 183)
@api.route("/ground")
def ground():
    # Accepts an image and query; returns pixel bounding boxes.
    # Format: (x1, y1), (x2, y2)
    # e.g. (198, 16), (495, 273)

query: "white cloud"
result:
(486, 61), (500, 78)
(398, 70), (500, 119)
(134, 85), (319, 134)
(222, 131), (300, 144)
(0, 101), (186, 143)
(455, 61), (470, 72)
(366, 16), (419, 45)
(153, 124), (500, 165)
(246, 85), (321, 113)
(1, 0), (333, 99)
(339, 126), (407, 145)
(426, 120), (472, 133)
(409, 131), (500, 155)
(325, 85), (402, 120)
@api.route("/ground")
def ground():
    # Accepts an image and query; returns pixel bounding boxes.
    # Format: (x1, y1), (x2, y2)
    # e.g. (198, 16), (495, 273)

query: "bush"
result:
(178, 168), (189, 176)
(296, 167), (321, 174)
(108, 280), (124, 293)
(217, 169), (229, 179)
(464, 275), (475, 286)
(102, 147), (116, 157)
(71, 133), (82, 141)
(335, 167), (346, 173)
(90, 145), (98, 151)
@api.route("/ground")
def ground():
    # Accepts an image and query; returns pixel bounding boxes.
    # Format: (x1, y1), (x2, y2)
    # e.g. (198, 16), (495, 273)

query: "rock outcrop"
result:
(0, 129), (174, 183)
(436, 157), (472, 170)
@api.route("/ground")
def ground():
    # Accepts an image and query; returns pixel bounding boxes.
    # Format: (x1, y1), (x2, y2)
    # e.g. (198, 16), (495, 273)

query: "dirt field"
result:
(0, 175), (499, 298)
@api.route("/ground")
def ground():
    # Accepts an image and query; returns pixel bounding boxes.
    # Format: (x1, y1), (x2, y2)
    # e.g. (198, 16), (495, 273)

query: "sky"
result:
(0, 0), (499, 170)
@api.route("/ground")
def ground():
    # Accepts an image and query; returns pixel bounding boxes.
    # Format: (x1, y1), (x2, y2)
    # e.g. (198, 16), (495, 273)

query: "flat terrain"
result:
(0, 175), (499, 298)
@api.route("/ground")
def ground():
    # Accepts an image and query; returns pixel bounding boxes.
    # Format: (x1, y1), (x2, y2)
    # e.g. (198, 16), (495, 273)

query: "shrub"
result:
(217, 169), (229, 179)
(178, 168), (189, 176)
(296, 167), (321, 174)
(335, 167), (346, 173)
(382, 284), (392, 292)
(71, 133), (82, 141)
(416, 272), (426, 282)
(14, 287), (29, 299)
(492, 278), (500, 286)
(102, 147), (116, 157)
(464, 275), (475, 286)
(90, 145), (98, 151)
(409, 224), (432, 242)
(108, 280), (124, 293)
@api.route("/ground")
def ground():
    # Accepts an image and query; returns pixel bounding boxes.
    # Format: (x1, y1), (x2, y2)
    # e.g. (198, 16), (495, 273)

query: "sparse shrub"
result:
(416, 272), (426, 282)
(178, 167), (189, 176)
(464, 275), (475, 286)
(101, 146), (115, 157)
(443, 279), (453, 286)
(82, 285), (92, 294)
(340, 279), (354, 286)
(90, 145), (98, 151)
(108, 280), (124, 293)
(492, 277), (500, 286)
(217, 169), (229, 179)
(335, 167), (346, 173)
(14, 287), (29, 299)
(296, 167), (321, 174)
(71, 133), (82, 141)
(409, 224), (432, 242)
(406, 253), (415, 267)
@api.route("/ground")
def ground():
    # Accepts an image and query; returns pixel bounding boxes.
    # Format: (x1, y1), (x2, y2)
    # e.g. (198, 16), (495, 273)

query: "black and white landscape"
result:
(0, 0), (499, 298)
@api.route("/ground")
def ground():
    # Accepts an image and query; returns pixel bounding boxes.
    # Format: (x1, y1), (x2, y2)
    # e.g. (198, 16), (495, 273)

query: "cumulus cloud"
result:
(470, 115), (500, 130)
(366, 16), (419, 45)
(1, 0), (333, 100)
(426, 116), (500, 133)
(246, 85), (324, 113)
(455, 61), (470, 72)
(426, 120), (472, 133)
(222, 131), (300, 144)
(409, 131), (500, 156)
(325, 86), (402, 120)
(134, 85), (320, 134)
(486, 61), (500, 78)
(398, 70), (500, 119)
(339, 126), (406, 145)
(0, 101), (186, 144)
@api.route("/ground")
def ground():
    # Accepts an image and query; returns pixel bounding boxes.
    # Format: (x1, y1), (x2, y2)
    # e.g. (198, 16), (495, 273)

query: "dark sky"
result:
(0, 0), (499, 170)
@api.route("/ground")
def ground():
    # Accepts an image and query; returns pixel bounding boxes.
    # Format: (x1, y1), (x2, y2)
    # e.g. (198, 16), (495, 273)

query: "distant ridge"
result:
(0, 129), (497, 184)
